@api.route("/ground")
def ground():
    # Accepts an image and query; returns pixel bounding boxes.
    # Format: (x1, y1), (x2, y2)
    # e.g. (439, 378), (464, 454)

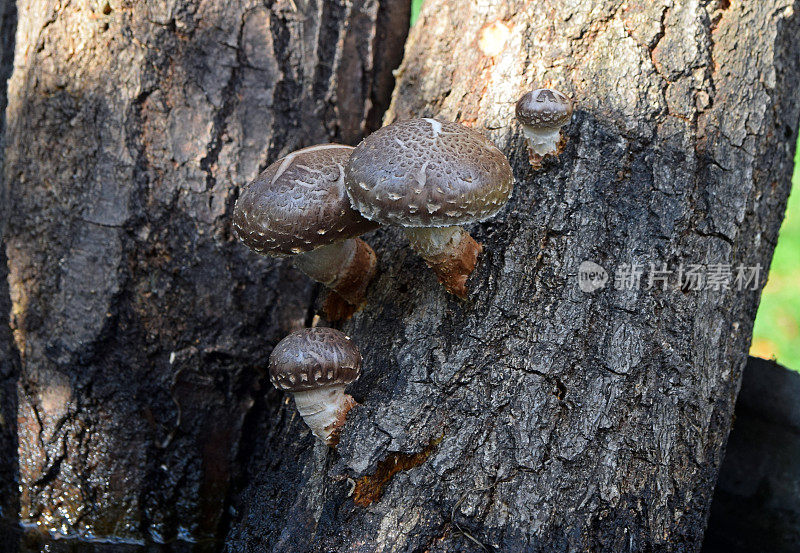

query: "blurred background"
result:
(411, 0), (799, 373)
(751, 143), (800, 371)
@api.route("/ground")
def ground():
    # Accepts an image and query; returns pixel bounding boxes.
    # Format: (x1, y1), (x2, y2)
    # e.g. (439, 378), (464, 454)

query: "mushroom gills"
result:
(404, 226), (483, 299)
(292, 385), (357, 445)
(521, 124), (561, 157)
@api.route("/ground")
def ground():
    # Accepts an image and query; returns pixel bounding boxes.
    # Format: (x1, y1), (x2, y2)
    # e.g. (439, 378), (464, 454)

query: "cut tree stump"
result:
(225, 0), (800, 552)
(1, 0), (409, 544)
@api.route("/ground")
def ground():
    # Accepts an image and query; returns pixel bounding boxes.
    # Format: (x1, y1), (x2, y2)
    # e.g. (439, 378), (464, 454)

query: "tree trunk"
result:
(2, 0), (409, 545)
(225, 1), (800, 552)
(0, 0), (19, 532)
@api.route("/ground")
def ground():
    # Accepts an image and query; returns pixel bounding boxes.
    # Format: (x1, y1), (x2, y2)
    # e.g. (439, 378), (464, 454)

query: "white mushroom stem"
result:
(292, 385), (357, 445)
(293, 237), (377, 307)
(405, 226), (463, 258)
(404, 226), (483, 299)
(521, 124), (562, 157)
(294, 239), (355, 285)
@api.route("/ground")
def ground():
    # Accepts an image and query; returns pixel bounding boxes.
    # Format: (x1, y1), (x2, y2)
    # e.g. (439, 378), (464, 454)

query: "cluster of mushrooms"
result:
(231, 88), (574, 446)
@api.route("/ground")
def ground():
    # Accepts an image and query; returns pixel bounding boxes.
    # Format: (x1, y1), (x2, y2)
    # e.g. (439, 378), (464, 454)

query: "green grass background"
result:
(411, 0), (422, 25)
(751, 143), (800, 370)
(409, 0), (799, 370)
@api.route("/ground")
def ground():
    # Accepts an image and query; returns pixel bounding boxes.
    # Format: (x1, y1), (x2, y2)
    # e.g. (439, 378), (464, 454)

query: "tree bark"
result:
(225, 1), (800, 552)
(0, 0), (19, 532)
(2, 0), (409, 545)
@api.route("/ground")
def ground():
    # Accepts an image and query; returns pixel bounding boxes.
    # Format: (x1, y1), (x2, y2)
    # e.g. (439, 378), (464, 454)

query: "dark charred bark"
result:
(0, 0), (19, 534)
(1, 0), (409, 546)
(225, 1), (800, 552)
(0, 242), (19, 540)
(703, 357), (800, 553)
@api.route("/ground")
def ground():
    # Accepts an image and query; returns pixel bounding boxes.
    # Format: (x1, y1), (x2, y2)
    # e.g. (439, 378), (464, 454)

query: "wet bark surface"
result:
(225, 0), (800, 552)
(2, 0), (409, 546)
(703, 357), (800, 553)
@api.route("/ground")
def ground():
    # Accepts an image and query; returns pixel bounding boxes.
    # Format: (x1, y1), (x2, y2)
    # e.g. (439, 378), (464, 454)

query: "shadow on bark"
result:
(0, 246), (20, 550)
(2, 13), (306, 550)
(5, 82), (310, 547)
(1, 0), (19, 545)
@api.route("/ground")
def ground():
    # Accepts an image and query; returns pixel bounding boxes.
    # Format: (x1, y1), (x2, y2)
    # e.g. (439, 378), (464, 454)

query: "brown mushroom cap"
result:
(233, 144), (379, 257)
(269, 328), (362, 392)
(515, 89), (574, 129)
(345, 118), (513, 228)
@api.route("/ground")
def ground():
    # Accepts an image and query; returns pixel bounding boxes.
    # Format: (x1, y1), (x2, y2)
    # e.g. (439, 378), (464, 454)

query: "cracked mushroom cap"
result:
(233, 144), (379, 257)
(269, 328), (362, 392)
(345, 118), (513, 228)
(515, 88), (574, 129)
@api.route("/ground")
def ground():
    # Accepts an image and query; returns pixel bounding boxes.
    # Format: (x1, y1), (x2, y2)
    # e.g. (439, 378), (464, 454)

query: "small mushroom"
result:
(515, 88), (574, 166)
(233, 144), (379, 318)
(269, 327), (362, 446)
(345, 118), (513, 299)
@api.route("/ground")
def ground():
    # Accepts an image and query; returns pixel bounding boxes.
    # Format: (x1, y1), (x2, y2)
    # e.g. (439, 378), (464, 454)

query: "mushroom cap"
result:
(515, 89), (574, 129)
(269, 327), (362, 392)
(233, 144), (379, 257)
(344, 118), (513, 228)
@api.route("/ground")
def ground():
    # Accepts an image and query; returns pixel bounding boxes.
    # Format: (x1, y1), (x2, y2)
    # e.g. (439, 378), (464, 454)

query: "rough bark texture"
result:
(703, 357), (800, 553)
(0, 0), (19, 532)
(226, 1), (800, 552)
(2, 0), (409, 545)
